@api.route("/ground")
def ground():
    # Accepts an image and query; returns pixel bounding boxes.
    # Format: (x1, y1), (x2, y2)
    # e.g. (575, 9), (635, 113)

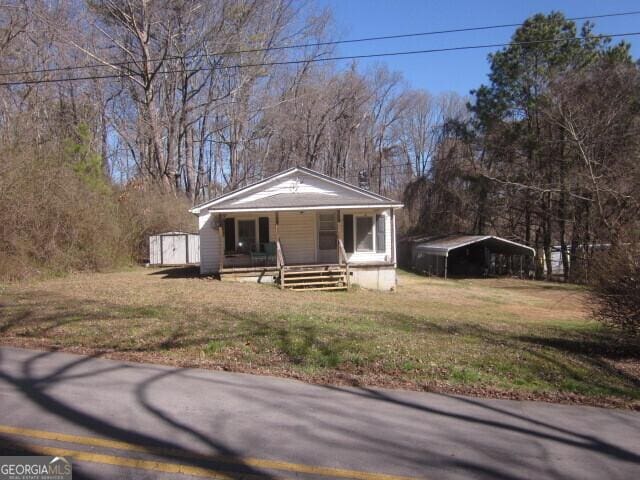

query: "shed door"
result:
(161, 235), (187, 265)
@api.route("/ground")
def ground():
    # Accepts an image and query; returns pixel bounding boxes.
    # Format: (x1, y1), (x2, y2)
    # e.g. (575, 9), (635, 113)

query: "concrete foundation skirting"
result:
(350, 266), (396, 291)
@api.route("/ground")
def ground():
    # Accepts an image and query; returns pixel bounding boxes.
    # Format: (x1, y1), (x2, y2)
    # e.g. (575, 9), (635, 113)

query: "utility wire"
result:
(2, 31), (639, 87)
(0, 10), (638, 77)
(235, 162), (419, 185)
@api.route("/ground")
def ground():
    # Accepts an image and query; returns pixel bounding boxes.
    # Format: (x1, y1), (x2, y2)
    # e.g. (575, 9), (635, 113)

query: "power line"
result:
(1, 10), (638, 77)
(2, 31), (639, 87)
(232, 162), (419, 185)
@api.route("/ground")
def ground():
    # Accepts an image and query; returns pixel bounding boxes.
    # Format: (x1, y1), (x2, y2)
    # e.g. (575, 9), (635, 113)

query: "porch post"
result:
(275, 212), (284, 288)
(337, 209), (342, 257)
(390, 208), (396, 266)
(218, 214), (224, 272)
(336, 209), (350, 288)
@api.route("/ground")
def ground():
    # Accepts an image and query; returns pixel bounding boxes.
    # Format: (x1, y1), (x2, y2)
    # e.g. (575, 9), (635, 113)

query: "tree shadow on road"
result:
(0, 349), (276, 479)
(2, 346), (640, 480)
(320, 383), (640, 466)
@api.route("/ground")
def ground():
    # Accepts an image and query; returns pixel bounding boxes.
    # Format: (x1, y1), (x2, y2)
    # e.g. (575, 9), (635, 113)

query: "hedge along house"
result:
(189, 167), (403, 290)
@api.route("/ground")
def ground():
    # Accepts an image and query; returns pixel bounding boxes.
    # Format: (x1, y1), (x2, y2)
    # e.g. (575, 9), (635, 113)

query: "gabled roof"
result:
(190, 166), (403, 214)
(413, 234), (535, 257)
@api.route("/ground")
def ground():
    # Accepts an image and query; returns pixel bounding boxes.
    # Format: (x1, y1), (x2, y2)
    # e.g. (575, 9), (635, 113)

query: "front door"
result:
(317, 212), (338, 263)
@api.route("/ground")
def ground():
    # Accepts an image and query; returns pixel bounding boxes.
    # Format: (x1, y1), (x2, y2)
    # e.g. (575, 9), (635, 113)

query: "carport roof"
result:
(413, 235), (535, 257)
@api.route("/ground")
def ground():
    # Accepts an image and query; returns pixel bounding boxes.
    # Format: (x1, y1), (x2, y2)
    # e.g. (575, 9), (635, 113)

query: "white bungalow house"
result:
(189, 166), (403, 291)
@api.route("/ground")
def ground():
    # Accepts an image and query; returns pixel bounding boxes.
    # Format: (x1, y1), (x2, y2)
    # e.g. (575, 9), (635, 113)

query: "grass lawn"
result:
(1, 267), (638, 408)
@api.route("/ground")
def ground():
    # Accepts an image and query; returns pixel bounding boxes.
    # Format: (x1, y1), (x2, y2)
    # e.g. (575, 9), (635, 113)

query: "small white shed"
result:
(149, 232), (199, 266)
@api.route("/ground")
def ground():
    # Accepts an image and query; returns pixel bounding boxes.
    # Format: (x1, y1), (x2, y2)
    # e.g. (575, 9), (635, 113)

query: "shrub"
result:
(0, 142), (118, 278)
(0, 129), (194, 280)
(592, 246), (640, 335)
(115, 181), (194, 263)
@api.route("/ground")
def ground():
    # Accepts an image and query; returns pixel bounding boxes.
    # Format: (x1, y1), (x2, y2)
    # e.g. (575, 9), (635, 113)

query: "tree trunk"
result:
(184, 128), (196, 202)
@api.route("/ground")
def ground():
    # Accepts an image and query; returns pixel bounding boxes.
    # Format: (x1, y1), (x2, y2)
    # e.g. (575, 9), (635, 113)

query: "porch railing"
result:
(276, 239), (285, 289)
(338, 239), (351, 288)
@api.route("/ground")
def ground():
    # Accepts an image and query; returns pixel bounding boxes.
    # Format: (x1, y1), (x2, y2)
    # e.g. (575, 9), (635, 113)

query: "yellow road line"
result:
(0, 424), (421, 480)
(0, 441), (273, 480)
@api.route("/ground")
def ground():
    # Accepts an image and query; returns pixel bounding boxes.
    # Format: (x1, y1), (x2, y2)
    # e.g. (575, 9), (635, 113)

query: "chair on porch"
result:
(250, 247), (266, 266)
(250, 242), (277, 266)
(264, 242), (277, 265)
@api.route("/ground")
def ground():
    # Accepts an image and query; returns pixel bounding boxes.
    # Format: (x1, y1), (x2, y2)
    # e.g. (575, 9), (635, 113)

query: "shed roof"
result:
(154, 231), (197, 235)
(413, 235), (535, 257)
(190, 166), (403, 214)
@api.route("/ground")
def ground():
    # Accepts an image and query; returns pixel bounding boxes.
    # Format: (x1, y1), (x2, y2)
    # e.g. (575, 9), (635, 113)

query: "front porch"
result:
(213, 208), (394, 290)
(211, 207), (398, 290)
(214, 210), (343, 289)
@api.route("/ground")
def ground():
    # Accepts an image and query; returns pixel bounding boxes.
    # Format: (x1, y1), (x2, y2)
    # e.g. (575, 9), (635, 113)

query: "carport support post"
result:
(520, 255), (524, 279)
(444, 254), (448, 280)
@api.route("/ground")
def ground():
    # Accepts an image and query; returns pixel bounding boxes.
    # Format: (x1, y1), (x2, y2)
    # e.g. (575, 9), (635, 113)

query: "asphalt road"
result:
(0, 346), (638, 480)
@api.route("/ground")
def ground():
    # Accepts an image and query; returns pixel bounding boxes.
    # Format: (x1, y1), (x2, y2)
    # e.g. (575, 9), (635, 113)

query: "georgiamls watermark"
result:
(0, 456), (72, 480)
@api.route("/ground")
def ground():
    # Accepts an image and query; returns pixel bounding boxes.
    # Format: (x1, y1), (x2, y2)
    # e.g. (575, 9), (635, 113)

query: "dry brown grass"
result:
(1, 268), (638, 408)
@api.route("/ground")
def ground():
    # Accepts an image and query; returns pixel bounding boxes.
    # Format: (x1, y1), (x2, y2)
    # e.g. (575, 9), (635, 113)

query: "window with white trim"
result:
(375, 214), (386, 253)
(237, 219), (256, 253)
(355, 216), (374, 252)
(318, 213), (337, 250)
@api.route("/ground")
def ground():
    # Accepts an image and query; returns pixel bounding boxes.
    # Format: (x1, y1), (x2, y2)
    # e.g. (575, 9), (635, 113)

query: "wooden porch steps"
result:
(289, 286), (348, 291)
(280, 265), (348, 291)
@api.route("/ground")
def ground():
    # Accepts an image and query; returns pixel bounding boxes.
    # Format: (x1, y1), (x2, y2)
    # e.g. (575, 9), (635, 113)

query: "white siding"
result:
(148, 236), (157, 264)
(187, 234), (200, 263)
(199, 213), (221, 274)
(278, 212), (316, 264)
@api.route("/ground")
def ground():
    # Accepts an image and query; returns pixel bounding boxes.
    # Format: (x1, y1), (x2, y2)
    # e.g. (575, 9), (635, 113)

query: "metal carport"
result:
(412, 235), (535, 279)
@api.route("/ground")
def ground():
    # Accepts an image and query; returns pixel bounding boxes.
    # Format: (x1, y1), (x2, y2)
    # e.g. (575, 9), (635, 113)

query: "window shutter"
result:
(376, 214), (386, 253)
(343, 214), (354, 253)
(224, 217), (235, 253)
(258, 217), (269, 251)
